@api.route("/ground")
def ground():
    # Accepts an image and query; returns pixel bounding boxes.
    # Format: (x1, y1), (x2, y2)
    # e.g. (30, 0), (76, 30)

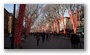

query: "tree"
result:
(15, 4), (84, 33)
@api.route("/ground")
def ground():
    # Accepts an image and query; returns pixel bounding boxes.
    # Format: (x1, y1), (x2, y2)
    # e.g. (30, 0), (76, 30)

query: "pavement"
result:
(4, 35), (84, 49)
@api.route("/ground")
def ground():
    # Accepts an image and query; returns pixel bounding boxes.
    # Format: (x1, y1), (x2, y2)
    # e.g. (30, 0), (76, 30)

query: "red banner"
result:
(73, 8), (78, 34)
(45, 24), (47, 33)
(51, 22), (54, 33)
(69, 10), (74, 29)
(76, 8), (78, 28)
(14, 4), (26, 44)
(40, 26), (42, 32)
(61, 15), (66, 34)
(26, 17), (32, 36)
(69, 9), (78, 34)
(54, 18), (59, 33)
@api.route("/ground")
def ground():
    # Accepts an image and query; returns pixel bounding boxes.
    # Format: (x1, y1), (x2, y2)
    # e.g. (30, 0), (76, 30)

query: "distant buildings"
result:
(4, 8), (13, 37)
(4, 8), (17, 37)
(44, 16), (84, 33)
(64, 17), (72, 30)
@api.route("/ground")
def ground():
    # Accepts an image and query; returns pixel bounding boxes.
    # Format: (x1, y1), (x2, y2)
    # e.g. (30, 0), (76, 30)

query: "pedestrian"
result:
(9, 33), (12, 41)
(36, 33), (40, 46)
(21, 33), (25, 41)
(46, 33), (49, 41)
(41, 32), (45, 43)
(70, 34), (80, 49)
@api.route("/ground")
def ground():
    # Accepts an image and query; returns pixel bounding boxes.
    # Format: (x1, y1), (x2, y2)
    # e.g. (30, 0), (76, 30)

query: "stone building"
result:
(4, 8), (13, 37)
(4, 8), (18, 37)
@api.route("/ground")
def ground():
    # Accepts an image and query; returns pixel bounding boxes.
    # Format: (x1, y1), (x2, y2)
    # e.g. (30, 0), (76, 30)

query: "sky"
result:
(4, 4), (69, 17)
(4, 4), (14, 13)
(4, 4), (69, 29)
(4, 4), (19, 13)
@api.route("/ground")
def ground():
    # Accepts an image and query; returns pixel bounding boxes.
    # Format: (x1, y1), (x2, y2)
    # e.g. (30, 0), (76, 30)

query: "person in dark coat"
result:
(41, 33), (45, 43)
(9, 33), (12, 41)
(36, 34), (40, 46)
(46, 33), (48, 40)
(70, 34), (80, 49)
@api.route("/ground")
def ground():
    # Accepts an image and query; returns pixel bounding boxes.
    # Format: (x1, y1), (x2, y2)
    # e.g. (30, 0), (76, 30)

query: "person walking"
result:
(70, 34), (80, 49)
(41, 33), (45, 43)
(36, 33), (40, 46)
(9, 33), (12, 41)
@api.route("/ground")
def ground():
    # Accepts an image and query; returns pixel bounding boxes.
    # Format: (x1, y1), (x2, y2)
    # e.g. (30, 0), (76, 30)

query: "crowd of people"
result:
(7, 32), (83, 49)
(28, 32), (83, 49)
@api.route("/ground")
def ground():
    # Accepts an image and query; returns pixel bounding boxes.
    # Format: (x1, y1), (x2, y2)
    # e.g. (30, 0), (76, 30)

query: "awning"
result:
(77, 28), (84, 33)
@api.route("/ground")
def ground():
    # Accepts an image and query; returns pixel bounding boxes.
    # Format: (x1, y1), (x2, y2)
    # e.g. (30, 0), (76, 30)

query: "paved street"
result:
(4, 35), (84, 49)
(21, 35), (84, 49)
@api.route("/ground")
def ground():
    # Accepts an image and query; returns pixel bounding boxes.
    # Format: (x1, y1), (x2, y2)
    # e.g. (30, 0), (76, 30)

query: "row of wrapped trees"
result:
(13, 4), (84, 48)
(15, 4), (84, 34)
(31, 4), (84, 34)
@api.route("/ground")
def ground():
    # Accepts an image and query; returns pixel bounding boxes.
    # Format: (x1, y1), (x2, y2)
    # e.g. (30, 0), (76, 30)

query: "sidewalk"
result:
(4, 35), (84, 49)
(21, 35), (84, 49)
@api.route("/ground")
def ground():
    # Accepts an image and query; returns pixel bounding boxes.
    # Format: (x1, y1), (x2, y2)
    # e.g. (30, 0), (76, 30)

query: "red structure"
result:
(69, 9), (78, 34)
(61, 15), (66, 34)
(51, 22), (54, 33)
(76, 8), (78, 29)
(69, 10), (75, 34)
(26, 17), (32, 36)
(14, 4), (26, 45)
(54, 18), (59, 33)
(40, 26), (42, 32)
